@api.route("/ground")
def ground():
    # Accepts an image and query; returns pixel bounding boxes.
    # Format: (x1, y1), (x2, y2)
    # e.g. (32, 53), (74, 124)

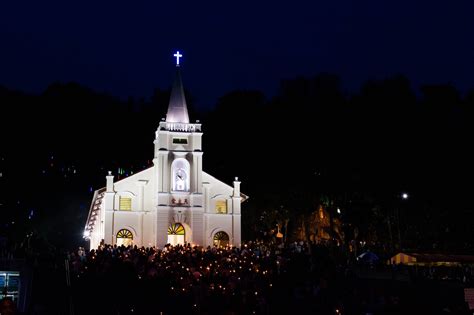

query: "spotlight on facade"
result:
(83, 230), (90, 238)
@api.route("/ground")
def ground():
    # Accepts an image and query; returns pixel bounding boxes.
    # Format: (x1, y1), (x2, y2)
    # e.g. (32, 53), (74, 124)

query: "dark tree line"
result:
(1, 73), (473, 254)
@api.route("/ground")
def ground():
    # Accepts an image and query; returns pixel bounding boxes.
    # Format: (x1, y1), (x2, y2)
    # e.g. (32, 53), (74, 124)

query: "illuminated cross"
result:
(173, 51), (183, 65)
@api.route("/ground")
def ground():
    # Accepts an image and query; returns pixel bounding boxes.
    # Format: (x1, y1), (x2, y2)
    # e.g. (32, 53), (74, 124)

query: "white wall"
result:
(204, 213), (235, 247)
(90, 127), (244, 249)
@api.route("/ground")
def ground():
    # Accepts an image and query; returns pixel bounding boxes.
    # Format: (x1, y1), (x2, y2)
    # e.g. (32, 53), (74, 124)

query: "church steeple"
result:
(166, 51), (190, 124)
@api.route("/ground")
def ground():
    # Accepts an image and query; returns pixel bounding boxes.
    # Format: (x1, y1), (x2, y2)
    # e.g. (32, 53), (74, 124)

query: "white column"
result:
(232, 214), (241, 246)
(157, 151), (169, 192)
(203, 183), (210, 213)
(162, 152), (169, 192)
(192, 152), (203, 193)
(156, 206), (169, 248)
(232, 177), (242, 246)
(104, 172), (115, 245)
(157, 151), (169, 206)
(232, 177), (241, 215)
(192, 209), (204, 245)
(192, 154), (197, 193)
(153, 158), (159, 193)
(203, 184), (210, 246)
(233, 177), (240, 197)
(106, 171), (114, 192)
(137, 180), (147, 211)
(197, 153), (203, 193)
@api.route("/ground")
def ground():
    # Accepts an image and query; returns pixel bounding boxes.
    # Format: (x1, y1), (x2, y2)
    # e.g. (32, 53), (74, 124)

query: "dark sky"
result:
(1, 1), (473, 108)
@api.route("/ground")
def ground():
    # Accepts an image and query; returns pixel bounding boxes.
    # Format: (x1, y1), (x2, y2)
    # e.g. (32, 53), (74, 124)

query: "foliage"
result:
(1, 74), (474, 254)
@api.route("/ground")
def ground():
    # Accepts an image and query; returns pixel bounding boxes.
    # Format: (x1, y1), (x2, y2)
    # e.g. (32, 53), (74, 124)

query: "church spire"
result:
(166, 51), (190, 124)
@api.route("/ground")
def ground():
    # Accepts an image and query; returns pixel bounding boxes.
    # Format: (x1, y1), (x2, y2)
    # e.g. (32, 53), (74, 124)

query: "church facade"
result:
(84, 55), (247, 249)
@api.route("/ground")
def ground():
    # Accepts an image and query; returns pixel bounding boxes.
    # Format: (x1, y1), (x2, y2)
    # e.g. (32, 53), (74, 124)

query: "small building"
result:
(0, 259), (30, 313)
(390, 252), (474, 266)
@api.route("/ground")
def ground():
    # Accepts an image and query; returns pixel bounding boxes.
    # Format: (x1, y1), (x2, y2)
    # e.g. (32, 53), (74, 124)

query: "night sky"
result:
(1, 1), (474, 107)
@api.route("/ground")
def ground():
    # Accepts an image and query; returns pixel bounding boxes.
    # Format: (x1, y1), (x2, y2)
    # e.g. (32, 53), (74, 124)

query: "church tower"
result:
(153, 54), (205, 247)
(84, 51), (247, 249)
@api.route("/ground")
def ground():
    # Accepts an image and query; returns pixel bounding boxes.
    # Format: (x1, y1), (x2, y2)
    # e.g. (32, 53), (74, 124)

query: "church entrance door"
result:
(168, 223), (185, 246)
(116, 229), (133, 247)
(213, 231), (230, 247)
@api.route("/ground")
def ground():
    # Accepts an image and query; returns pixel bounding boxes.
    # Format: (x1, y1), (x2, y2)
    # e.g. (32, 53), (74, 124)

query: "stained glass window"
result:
(168, 223), (185, 235)
(215, 200), (227, 214)
(117, 229), (133, 239)
(119, 197), (132, 211)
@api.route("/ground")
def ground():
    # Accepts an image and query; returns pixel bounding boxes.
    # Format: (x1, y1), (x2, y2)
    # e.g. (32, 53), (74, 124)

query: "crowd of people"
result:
(69, 242), (319, 314)
(1, 237), (473, 314)
(68, 240), (474, 315)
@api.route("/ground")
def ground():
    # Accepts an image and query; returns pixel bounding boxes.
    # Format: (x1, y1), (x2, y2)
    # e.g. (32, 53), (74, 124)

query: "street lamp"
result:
(396, 192), (409, 250)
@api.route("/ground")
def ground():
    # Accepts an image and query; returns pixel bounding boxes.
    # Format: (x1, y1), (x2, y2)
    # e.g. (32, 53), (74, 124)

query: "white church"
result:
(84, 52), (247, 249)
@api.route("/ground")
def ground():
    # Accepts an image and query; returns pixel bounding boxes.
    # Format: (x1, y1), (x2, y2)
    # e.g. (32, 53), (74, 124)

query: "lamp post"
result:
(397, 192), (409, 250)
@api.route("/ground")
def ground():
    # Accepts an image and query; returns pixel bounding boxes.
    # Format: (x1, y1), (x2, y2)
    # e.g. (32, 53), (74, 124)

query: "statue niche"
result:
(171, 158), (190, 192)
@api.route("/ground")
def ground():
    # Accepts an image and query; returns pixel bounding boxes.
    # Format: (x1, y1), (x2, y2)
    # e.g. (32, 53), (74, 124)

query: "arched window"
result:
(116, 229), (133, 247)
(171, 158), (190, 192)
(213, 231), (230, 247)
(167, 223), (185, 246)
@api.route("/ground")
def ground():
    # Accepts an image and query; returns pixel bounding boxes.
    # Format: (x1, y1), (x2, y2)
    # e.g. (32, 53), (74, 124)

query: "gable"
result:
(113, 167), (154, 193)
(202, 171), (248, 202)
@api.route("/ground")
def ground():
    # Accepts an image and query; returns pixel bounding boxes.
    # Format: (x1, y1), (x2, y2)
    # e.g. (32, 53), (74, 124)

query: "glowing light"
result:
(83, 230), (90, 238)
(402, 193), (409, 200)
(337, 208), (341, 214)
(173, 51), (182, 65)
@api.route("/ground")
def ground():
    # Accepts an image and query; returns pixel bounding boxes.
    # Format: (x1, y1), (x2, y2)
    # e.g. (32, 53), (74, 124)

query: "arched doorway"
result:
(168, 223), (185, 246)
(116, 229), (133, 247)
(213, 231), (229, 247)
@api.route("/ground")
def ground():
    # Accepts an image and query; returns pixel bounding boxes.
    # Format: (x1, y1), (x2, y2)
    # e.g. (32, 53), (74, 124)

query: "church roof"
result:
(166, 67), (190, 123)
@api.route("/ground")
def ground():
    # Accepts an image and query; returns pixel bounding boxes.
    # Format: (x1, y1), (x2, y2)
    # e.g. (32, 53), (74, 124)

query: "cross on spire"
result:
(173, 51), (183, 66)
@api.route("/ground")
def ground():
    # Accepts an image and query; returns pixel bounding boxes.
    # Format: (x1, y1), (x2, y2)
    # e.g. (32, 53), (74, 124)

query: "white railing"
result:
(160, 121), (202, 132)
(84, 188), (105, 235)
